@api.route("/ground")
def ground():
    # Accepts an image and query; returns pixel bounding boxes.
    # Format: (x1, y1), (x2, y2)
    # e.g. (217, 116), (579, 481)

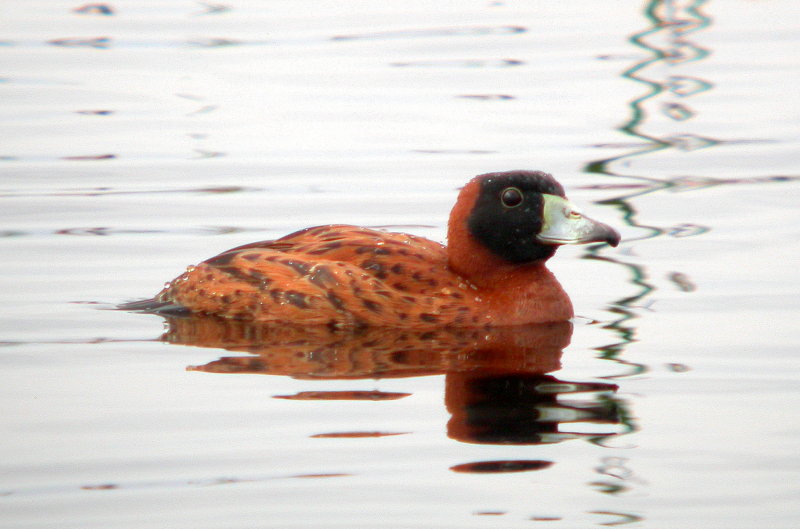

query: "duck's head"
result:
(447, 170), (620, 278)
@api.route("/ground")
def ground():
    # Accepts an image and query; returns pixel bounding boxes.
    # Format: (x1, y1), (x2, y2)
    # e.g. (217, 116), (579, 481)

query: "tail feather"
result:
(118, 298), (191, 317)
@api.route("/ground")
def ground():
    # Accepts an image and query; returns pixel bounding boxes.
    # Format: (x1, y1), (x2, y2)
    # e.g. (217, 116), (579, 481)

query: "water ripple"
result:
(456, 94), (515, 101)
(392, 58), (523, 68)
(275, 390), (411, 401)
(73, 4), (114, 16)
(331, 25), (526, 41)
(450, 460), (552, 474)
(29, 36), (267, 50)
(0, 185), (258, 198)
(310, 431), (408, 438)
(590, 511), (645, 526)
(0, 226), (254, 238)
(49, 37), (112, 49)
(193, 2), (233, 16)
(11, 25), (525, 52)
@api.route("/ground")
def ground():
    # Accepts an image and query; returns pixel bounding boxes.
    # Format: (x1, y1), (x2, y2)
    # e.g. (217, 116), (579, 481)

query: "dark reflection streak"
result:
(0, 337), (160, 347)
(585, 1), (713, 180)
(185, 38), (243, 48)
(413, 149), (497, 155)
(0, 186), (258, 198)
(591, 510), (645, 527)
(49, 37), (111, 49)
(595, 196), (665, 243)
(582, 1), (713, 379)
(192, 149), (225, 159)
(589, 393), (638, 447)
(0, 226), (253, 238)
(582, 198), (659, 379)
(62, 154), (116, 160)
(585, 251), (651, 381)
(76, 109), (114, 115)
(311, 431), (408, 438)
(130, 316), (631, 446)
(5, 471), (350, 498)
(619, 60), (667, 149)
(73, 4), (115, 16)
(457, 94), (515, 101)
(367, 224), (437, 231)
(193, 2), (233, 16)
(331, 26), (526, 41)
(275, 390), (410, 401)
(586, 4), (675, 176)
(451, 460), (552, 474)
(392, 59), (523, 68)
(41, 38), (266, 49)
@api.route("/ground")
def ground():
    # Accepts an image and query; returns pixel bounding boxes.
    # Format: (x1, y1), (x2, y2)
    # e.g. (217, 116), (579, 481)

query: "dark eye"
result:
(500, 187), (523, 208)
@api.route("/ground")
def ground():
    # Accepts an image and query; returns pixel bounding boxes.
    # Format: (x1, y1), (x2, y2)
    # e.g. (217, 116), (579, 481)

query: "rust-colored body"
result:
(159, 225), (482, 326)
(144, 171), (620, 329)
(145, 172), (617, 327)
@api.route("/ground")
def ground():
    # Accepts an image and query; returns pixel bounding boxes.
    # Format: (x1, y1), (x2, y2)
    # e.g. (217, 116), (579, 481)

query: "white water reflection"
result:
(1, 1), (799, 528)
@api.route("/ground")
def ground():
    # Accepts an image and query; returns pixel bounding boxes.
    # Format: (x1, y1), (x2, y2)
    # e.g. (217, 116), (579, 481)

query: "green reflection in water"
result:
(587, 0), (713, 179)
(585, 0), (713, 375)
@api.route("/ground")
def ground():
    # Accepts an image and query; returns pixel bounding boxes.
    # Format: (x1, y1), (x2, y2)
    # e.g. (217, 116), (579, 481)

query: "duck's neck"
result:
(447, 204), (573, 325)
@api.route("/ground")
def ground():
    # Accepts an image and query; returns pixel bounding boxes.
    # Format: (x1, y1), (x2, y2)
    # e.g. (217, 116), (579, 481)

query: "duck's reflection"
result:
(159, 315), (623, 445)
(446, 372), (620, 445)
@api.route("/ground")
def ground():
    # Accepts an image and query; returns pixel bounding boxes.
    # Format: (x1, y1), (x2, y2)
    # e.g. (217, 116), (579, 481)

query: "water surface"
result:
(1, 1), (799, 528)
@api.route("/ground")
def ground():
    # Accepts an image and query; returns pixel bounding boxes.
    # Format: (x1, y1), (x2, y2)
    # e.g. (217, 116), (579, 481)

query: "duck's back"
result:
(153, 225), (486, 327)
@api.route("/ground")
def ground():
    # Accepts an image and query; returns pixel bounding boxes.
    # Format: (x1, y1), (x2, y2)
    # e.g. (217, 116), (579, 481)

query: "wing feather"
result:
(153, 225), (486, 327)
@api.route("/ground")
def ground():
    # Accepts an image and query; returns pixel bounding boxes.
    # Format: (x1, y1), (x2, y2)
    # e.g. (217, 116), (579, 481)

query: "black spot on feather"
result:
(362, 299), (382, 313)
(285, 291), (309, 309)
(204, 251), (239, 267)
(361, 260), (388, 279)
(307, 242), (342, 255)
(280, 259), (311, 276)
(213, 265), (271, 289)
(308, 265), (337, 288)
(326, 291), (345, 311)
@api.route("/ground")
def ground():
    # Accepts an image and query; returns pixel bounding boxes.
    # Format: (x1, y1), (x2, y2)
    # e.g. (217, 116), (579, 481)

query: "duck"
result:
(123, 170), (620, 327)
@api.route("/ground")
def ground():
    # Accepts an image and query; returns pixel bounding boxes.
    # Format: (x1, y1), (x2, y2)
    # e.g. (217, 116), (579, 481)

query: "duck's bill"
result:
(536, 194), (621, 247)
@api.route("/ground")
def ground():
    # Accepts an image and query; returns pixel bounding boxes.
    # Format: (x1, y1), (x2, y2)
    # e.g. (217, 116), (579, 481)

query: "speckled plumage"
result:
(154, 225), (489, 327)
(124, 170), (619, 327)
